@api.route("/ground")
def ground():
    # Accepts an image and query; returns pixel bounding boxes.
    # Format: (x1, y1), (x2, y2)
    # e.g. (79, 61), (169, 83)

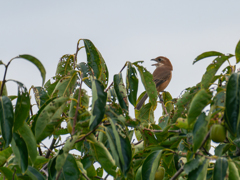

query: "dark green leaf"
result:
(33, 86), (49, 108)
(114, 73), (128, 111)
(17, 54), (46, 86)
(12, 132), (28, 173)
(193, 51), (223, 64)
(126, 62), (138, 106)
(213, 157), (228, 180)
(83, 39), (108, 88)
(27, 166), (45, 180)
(34, 97), (69, 143)
(188, 89), (211, 126)
(142, 150), (162, 180)
(193, 113), (208, 152)
(0, 96), (14, 147)
(188, 158), (209, 180)
(0, 147), (12, 166)
(133, 63), (158, 108)
(0, 81), (8, 96)
(225, 73), (240, 137)
(0, 167), (18, 180)
(77, 62), (92, 88)
(89, 79), (107, 130)
(184, 156), (202, 174)
(18, 122), (37, 164)
(215, 144), (226, 156)
(14, 82), (30, 131)
(229, 161), (240, 180)
(137, 103), (154, 123)
(48, 156), (57, 180)
(201, 55), (233, 89)
(235, 40), (240, 63)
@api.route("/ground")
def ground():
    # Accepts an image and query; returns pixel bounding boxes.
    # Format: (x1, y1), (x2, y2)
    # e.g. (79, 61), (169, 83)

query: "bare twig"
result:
(82, 173), (90, 180)
(199, 130), (210, 151)
(104, 174), (109, 180)
(104, 63), (127, 92)
(12, 167), (16, 180)
(159, 94), (168, 115)
(45, 138), (57, 158)
(169, 166), (184, 180)
(55, 169), (62, 180)
(133, 139), (143, 146)
(72, 73), (83, 135)
(144, 128), (181, 133)
(38, 146), (42, 156)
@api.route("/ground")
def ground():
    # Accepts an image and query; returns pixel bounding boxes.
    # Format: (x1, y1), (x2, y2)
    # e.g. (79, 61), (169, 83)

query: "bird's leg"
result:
(158, 94), (168, 115)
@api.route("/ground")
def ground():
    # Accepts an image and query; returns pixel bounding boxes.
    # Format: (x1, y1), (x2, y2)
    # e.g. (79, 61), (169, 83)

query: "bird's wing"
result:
(153, 70), (171, 88)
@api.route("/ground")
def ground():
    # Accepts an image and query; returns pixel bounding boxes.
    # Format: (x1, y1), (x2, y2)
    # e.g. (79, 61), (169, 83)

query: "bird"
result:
(135, 56), (173, 110)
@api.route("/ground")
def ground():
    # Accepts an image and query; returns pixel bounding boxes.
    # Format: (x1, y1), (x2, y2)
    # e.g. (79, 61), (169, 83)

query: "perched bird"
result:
(135, 56), (173, 110)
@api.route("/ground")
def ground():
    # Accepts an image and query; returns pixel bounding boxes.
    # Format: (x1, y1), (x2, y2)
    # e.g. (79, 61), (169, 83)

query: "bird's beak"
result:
(151, 59), (158, 66)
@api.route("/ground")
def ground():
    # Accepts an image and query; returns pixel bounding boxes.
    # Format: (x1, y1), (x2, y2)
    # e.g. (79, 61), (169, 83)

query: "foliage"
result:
(0, 38), (240, 179)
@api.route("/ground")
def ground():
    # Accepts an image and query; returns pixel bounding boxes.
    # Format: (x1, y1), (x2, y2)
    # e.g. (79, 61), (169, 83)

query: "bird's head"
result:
(151, 56), (173, 70)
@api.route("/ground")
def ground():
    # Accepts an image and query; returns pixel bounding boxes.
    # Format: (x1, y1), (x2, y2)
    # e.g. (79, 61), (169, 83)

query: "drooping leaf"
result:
(34, 97), (69, 143)
(114, 73), (128, 111)
(193, 51), (223, 64)
(14, 82), (30, 131)
(12, 132), (28, 173)
(142, 150), (163, 180)
(0, 147), (12, 166)
(17, 54), (46, 86)
(225, 73), (240, 137)
(126, 62), (138, 106)
(26, 166), (45, 180)
(133, 63), (158, 108)
(201, 55), (233, 89)
(18, 122), (37, 164)
(213, 157), (228, 180)
(235, 40), (240, 63)
(192, 113), (208, 152)
(0, 96), (14, 147)
(55, 135), (78, 171)
(0, 167), (18, 180)
(89, 79), (107, 130)
(188, 89), (211, 126)
(228, 161), (240, 180)
(52, 70), (78, 97)
(33, 86), (49, 108)
(83, 39), (108, 88)
(77, 62), (92, 88)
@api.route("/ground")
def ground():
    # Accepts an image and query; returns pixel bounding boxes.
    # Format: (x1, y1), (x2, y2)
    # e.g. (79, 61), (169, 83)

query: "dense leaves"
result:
(1, 38), (240, 180)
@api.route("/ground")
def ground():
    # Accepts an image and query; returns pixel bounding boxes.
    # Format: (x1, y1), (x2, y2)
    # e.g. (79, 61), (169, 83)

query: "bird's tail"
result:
(135, 93), (148, 110)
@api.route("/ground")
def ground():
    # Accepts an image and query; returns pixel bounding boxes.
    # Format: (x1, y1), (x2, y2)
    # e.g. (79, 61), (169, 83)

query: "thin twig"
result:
(55, 169), (62, 180)
(144, 128), (181, 133)
(159, 94), (168, 115)
(45, 138), (57, 158)
(133, 140), (143, 146)
(169, 166), (184, 180)
(73, 39), (81, 69)
(72, 73), (83, 135)
(38, 146), (42, 156)
(12, 167), (16, 180)
(75, 123), (101, 143)
(82, 173), (90, 180)
(104, 174), (109, 180)
(199, 130), (210, 151)
(104, 63), (127, 92)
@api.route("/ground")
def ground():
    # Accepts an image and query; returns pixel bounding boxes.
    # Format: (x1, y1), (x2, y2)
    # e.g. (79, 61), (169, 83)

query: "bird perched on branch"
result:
(135, 56), (173, 110)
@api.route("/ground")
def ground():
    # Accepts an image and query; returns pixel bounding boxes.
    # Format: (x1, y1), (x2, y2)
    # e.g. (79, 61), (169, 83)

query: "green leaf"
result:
(14, 82), (30, 131)
(133, 63), (158, 108)
(215, 144), (226, 156)
(114, 73), (128, 111)
(57, 154), (80, 180)
(18, 122), (37, 164)
(0, 81), (8, 96)
(188, 89), (211, 126)
(55, 135), (78, 171)
(0, 96), (14, 147)
(235, 40), (240, 63)
(48, 156), (57, 180)
(0, 147), (12, 166)
(26, 166), (45, 180)
(33, 86), (50, 108)
(55, 54), (74, 78)
(225, 73), (240, 137)
(188, 158), (209, 180)
(193, 51), (223, 64)
(0, 167), (18, 180)
(89, 139), (116, 176)
(17, 54), (46, 86)
(12, 132), (28, 173)
(52, 70), (78, 97)
(89, 79), (107, 130)
(192, 113), (208, 152)
(34, 97), (69, 143)
(213, 157), (228, 180)
(228, 161), (240, 180)
(184, 156), (202, 175)
(77, 62), (92, 88)
(138, 103), (154, 123)
(126, 62), (138, 106)
(142, 150), (163, 180)
(83, 39), (109, 88)
(201, 55), (233, 89)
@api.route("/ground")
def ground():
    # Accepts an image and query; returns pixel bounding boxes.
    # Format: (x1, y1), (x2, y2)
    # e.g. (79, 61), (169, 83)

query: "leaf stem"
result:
(169, 166), (184, 180)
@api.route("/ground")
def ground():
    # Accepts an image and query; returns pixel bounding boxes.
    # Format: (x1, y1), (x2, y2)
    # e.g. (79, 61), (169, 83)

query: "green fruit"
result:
(67, 121), (73, 134)
(210, 124), (226, 143)
(154, 166), (165, 180)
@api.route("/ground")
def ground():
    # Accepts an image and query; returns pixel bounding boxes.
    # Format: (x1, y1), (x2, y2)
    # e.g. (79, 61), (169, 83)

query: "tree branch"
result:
(45, 138), (57, 158)
(169, 166), (184, 180)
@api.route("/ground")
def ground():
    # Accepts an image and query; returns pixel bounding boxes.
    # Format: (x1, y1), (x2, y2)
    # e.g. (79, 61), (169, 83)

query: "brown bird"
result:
(135, 56), (173, 110)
